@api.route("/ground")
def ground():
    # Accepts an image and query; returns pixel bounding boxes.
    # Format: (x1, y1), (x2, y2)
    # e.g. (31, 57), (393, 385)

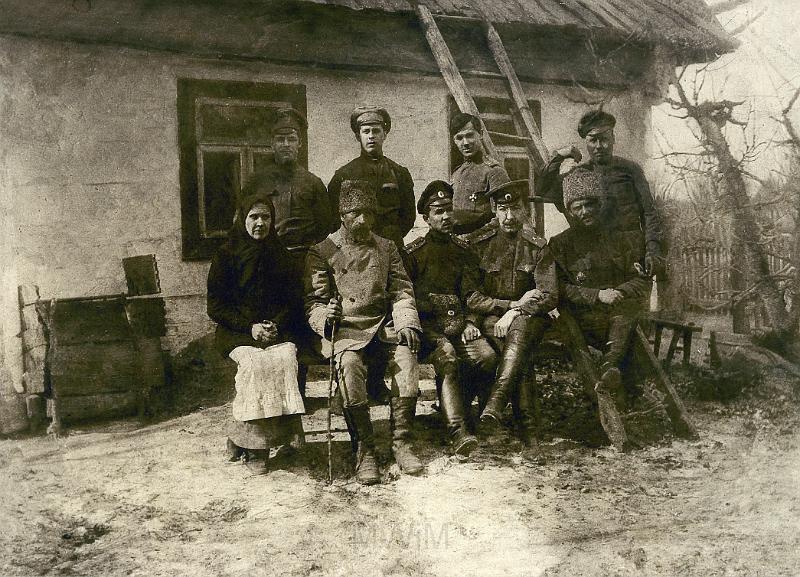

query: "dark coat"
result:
(206, 194), (303, 357)
(327, 152), (415, 246)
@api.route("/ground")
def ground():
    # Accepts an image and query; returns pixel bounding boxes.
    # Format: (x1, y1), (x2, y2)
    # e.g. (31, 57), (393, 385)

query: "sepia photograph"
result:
(0, 0), (798, 575)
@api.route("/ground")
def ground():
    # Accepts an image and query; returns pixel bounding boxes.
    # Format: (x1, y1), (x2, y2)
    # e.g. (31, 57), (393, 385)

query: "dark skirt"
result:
(228, 415), (305, 450)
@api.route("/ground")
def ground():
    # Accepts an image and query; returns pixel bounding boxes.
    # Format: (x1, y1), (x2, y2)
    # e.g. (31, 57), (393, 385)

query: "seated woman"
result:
(207, 192), (306, 475)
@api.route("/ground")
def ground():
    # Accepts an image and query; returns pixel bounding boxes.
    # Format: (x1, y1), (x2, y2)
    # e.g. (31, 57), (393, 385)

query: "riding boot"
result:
(480, 336), (528, 423)
(390, 397), (424, 475)
(439, 373), (478, 456)
(599, 316), (635, 410)
(513, 372), (540, 449)
(346, 405), (380, 485)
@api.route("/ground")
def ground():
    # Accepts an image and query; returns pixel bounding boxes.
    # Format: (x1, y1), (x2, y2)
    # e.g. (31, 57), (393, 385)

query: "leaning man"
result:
(305, 180), (424, 485)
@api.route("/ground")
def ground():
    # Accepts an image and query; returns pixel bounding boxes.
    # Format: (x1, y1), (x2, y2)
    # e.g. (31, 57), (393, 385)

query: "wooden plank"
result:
(20, 305), (41, 332)
(51, 298), (132, 344)
(483, 21), (550, 170)
(633, 326), (697, 439)
(415, 3), (502, 160)
(55, 392), (140, 424)
(123, 254), (161, 296)
(50, 342), (141, 396)
(18, 284), (39, 307)
(557, 309), (629, 451)
(125, 297), (167, 337)
(22, 370), (45, 395)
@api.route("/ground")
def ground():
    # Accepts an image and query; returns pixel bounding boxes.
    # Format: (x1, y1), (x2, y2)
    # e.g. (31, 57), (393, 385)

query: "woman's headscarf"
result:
(225, 192), (287, 288)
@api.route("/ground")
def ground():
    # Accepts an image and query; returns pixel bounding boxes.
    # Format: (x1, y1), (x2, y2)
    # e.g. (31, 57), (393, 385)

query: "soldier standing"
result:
(242, 107), (337, 271)
(305, 180), (424, 485)
(537, 109), (664, 278)
(466, 181), (557, 448)
(404, 180), (498, 456)
(449, 112), (510, 234)
(544, 168), (652, 409)
(327, 106), (416, 248)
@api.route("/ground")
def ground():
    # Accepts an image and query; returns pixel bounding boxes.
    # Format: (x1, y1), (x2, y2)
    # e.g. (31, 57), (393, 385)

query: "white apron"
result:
(228, 342), (305, 421)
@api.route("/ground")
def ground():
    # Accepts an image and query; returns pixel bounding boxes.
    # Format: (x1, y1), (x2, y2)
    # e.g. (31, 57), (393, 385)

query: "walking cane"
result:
(326, 293), (341, 485)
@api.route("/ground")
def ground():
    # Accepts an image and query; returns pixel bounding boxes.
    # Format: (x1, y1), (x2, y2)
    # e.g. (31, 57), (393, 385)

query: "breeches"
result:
(421, 333), (497, 378)
(336, 338), (419, 407)
(572, 310), (637, 368)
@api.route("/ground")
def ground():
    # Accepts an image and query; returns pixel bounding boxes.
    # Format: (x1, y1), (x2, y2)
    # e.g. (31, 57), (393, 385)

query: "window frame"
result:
(178, 78), (307, 260)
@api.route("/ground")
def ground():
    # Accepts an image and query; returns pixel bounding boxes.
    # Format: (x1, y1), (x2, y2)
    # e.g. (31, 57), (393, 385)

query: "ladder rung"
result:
(431, 13), (483, 23)
(481, 112), (514, 122)
(464, 70), (505, 80)
(487, 130), (532, 142)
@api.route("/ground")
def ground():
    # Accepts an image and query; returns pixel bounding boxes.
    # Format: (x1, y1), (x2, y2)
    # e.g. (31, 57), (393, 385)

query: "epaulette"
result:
(461, 222), (497, 246)
(450, 235), (470, 250)
(521, 223), (547, 248)
(404, 235), (426, 253)
(484, 156), (501, 168)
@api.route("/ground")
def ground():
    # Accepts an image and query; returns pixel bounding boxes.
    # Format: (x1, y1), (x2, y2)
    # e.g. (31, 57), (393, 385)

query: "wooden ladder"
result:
(414, 2), (550, 232)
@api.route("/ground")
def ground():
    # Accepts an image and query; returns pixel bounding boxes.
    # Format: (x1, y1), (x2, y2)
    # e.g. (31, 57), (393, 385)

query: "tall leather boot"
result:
(599, 316), (635, 410)
(479, 337), (528, 425)
(390, 397), (424, 475)
(346, 405), (380, 485)
(439, 373), (478, 456)
(512, 372), (541, 449)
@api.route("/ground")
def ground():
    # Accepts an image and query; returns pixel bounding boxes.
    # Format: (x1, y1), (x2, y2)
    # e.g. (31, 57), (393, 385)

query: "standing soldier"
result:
(449, 112), (510, 234)
(305, 180), (424, 485)
(242, 107), (337, 272)
(328, 106), (416, 248)
(544, 168), (652, 409)
(241, 107), (337, 394)
(466, 180), (557, 448)
(404, 180), (498, 456)
(537, 109), (664, 279)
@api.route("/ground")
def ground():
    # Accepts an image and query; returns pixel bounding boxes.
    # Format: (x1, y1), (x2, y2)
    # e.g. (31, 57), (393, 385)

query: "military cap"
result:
(417, 180), (454, 214)
(577, 109), (616, 138)
(339, 179), (377, 214)
(562, 167), (606, 208)
(449, 111), (482, 136)
(272, 108), (307, 135)
(486, 179), (529, 206)
(350, 106), (391, 134)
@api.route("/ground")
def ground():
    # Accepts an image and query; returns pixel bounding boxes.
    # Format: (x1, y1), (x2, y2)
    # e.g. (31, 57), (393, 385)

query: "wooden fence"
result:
(668, 223), (794, 320)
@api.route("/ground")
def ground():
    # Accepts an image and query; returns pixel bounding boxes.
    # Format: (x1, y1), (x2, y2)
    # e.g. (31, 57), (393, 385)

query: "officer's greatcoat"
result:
(305, 228), (422, 357)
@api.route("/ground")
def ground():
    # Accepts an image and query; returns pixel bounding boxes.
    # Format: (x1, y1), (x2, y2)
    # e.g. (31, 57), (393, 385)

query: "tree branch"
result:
(708, 0), (751, 15)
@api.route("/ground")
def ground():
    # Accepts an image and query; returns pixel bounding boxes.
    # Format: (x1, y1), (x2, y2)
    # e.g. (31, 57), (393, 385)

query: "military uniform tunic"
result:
(451, 157), (510, 234)
(466, 224), (557, 318)
(328, 152), (415, 246)
(250, 159), (337, 250)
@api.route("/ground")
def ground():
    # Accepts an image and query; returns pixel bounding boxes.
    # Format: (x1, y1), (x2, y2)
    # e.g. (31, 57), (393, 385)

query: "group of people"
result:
(206, 104), (664, 482)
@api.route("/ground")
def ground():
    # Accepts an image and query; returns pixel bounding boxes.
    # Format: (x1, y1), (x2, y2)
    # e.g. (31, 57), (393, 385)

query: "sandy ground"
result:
(1, 368), (799, 577)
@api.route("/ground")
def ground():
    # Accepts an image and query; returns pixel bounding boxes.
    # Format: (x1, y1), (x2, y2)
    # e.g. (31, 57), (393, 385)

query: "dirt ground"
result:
(1, 362), (799, 577)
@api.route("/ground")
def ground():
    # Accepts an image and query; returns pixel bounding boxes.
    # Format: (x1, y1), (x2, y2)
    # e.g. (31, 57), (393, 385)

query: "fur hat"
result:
(562, 168), (606, 208)
(339, 180), (377, 214)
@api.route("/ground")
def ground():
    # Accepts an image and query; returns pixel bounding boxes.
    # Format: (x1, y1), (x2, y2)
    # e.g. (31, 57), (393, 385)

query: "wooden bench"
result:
(648, 316), (703, 368)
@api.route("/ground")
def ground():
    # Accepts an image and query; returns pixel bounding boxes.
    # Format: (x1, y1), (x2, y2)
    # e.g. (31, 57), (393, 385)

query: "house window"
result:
(178, 79), (307, 260)
(448, 96), (544, 233)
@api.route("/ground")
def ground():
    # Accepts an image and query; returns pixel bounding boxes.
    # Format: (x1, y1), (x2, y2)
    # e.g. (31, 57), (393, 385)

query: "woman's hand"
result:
(494, 309), (521, 338)
(251, 321), (278, 344)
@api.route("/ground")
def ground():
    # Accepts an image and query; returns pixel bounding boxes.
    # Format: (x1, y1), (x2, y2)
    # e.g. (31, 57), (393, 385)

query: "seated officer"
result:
(543, 168), (651, 409)
(404, 180), (498, 456)
(466, 181), (557, 447)
(305, 180), (424, 485)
